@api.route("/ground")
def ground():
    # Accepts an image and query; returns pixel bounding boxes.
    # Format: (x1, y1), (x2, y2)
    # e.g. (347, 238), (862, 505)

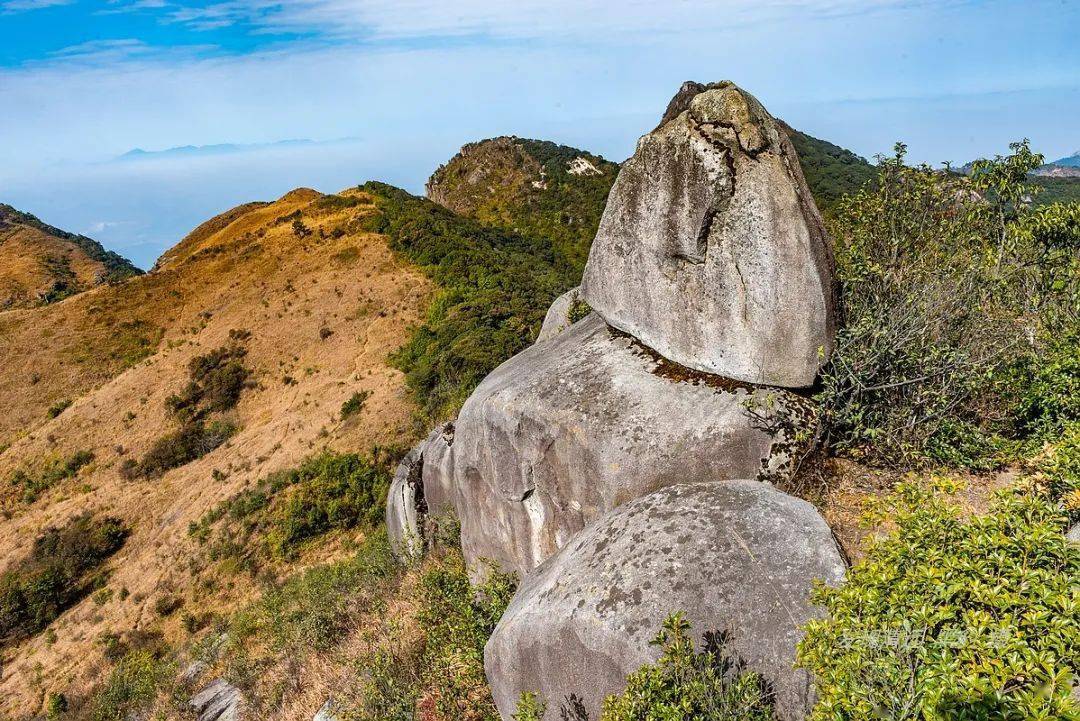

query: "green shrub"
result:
(0, 514), (128, 646)
(134, 419), (236, 478)
(229, 531), (401, 657)
(354, 529), (515, 721)
(10, 449), (95, 502)
(362, 181), (567, 420)
(45, 692), (68, 720)
(190, 450), (397, 566)
(46, 398), (73, 418)
(89, 650), (174, 721)
(265, 452), (392, 558)
(799, 480), (1079, 720)
(340, 390), (371, 420)
(598, 613), (774, 721)
(165, 345), (249, 419)
(817, 141), (1080, 468)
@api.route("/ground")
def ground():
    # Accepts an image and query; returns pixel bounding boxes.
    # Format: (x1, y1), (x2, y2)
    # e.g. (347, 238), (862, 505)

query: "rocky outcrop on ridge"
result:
(581, 81), (837, 387)
(389, 81), (845, 720)
(485, 481), (847, 721)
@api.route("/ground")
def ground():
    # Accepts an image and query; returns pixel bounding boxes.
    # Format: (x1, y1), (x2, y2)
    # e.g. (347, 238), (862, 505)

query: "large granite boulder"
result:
(581, 81), (837, 388)
(485, 480), (846, 721)
(423, 313), (813, 577)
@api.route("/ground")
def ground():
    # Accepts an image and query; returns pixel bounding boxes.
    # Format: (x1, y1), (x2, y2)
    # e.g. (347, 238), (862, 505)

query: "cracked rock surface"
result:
(581, 80), (837, 387)
(423, 313), (812, 577)
(484, 480), (846, 721)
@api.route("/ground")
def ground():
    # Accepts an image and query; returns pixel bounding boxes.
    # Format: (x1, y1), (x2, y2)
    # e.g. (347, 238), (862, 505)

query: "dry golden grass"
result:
(0, 221), (115, 311)
(0, 187), (432, 717)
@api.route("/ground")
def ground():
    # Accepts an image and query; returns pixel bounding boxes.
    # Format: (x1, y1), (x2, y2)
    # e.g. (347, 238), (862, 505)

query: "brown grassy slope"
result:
(0, 204), (141, 311)
(0, 187), (432, 716)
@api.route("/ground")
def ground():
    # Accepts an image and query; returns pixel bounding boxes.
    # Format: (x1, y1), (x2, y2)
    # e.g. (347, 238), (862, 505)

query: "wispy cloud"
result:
(2, 0), (72, 12)
(142, 0), (970, 40)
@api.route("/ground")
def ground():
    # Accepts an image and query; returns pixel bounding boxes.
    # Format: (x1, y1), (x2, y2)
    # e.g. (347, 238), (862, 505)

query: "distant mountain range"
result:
(116, 138), (358, 161)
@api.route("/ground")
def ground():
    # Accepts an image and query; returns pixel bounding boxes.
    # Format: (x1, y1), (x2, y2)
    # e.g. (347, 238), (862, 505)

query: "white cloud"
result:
(1, 0), (72, 12)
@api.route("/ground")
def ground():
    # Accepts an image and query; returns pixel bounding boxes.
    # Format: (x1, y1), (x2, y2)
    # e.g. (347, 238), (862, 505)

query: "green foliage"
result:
(45, 692), (68, 720)
(1032, 176), (1080, 206)
(599, 613), (774, 721)
(165, 345), (250, 419)
(229, 531), (401, 656)
(133, 343), (249, 477)
(512, 692), (546, 721)
(0, 514), (128, 647)
(780, 121), (878, 209)
(354, 532), (515, 721)
(190, 449), (397, 565)
(47, 398), (73, 418)
(567, 296), (592, 324)
(88, 650), (175, 721)
(817, 140), (1080, 468)
(340, 389), (372, 420)
(265, 452), (393, 558)
(799, 480), (1079, 720)
(10, 449), (94, 502)
(362, 181), (567, 420)
(134, 419), (237, 478)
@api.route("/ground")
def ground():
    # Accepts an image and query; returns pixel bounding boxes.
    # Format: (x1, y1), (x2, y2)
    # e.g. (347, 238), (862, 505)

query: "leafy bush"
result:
(340, 390), (371, 420)
(10, 449), (95, 502)
(355, 530), (515, 721)
(265, 452), (393, 558)
(88, 649), (175, 721)
(597, 613), (774, 721)
(189, 450), (397, 565)
(165, 345), (249, 419)
(46, 398), (73, 418)
(0, 514), (128, 646)
(817, 141), (1080, 468)
(799, 479), (1079, 720)
(134, 420), (236, 478)
(132, 343), (249, 478)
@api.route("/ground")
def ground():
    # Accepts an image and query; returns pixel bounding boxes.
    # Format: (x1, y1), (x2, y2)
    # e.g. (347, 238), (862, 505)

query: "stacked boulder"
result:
(389, 81), (846, 721)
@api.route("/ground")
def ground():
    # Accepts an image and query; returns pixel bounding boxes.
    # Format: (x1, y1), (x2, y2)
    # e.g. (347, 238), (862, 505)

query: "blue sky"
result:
(1, 0), (1077, 268)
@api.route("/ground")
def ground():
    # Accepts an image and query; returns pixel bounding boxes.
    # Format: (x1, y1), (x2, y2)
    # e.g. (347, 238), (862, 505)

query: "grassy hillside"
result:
(0, 204), (142, 309)
(0, 187), (433, 716)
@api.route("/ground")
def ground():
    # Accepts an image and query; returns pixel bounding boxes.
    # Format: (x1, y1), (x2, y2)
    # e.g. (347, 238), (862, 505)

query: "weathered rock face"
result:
(485, 480), (846, 721)
(386, 444), (425, 558)
(423, 313), (812, 577)
(190, 678), (242, 721)
(581, 80), (837, 387)
(535, 286), (583, 343)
